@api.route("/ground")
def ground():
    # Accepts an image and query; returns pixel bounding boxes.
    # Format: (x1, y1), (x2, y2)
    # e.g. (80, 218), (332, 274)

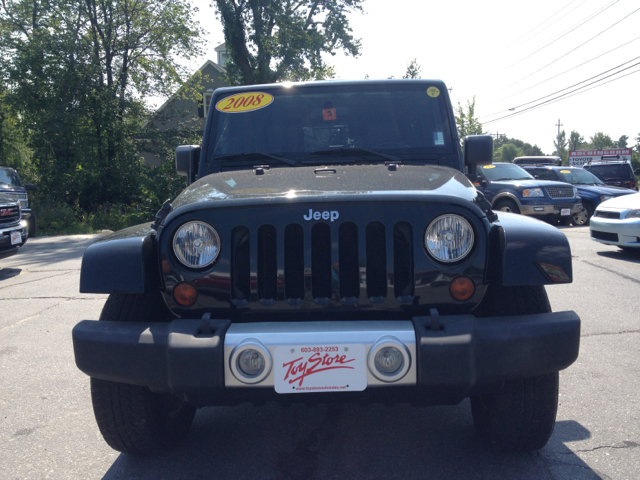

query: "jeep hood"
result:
(171, 164), (476, 209)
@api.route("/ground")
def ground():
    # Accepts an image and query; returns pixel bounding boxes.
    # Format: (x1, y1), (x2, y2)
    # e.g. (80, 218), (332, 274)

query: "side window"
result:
(537, 170), (558, 181)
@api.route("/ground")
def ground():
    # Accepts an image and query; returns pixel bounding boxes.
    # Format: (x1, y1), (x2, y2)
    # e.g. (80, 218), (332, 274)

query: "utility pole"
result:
(555, 119), (563, 152)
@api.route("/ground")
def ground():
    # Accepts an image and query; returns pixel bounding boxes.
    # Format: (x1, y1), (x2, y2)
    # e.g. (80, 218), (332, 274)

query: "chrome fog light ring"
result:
(367, 336), (411, 383)
(229, 339), (272, 384)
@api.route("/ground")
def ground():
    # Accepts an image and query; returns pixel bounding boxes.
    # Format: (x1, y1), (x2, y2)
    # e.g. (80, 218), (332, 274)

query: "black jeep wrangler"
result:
(73, 80), (580, 454)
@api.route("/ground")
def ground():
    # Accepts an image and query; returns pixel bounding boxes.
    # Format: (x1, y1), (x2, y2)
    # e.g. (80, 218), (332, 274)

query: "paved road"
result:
(1, 229), (638, 480)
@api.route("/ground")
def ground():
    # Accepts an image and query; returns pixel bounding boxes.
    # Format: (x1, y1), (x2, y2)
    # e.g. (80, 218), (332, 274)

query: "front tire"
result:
(571, 205), (592, 226)
(493, 199), (520, 214)
(91, 293), (196, 454)
(471, 285), (559, 452)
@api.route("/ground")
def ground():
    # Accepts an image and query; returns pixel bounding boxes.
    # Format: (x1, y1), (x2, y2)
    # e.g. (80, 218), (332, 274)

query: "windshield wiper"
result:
(310, 147), (400, 162)
(213, 152), (298, 166)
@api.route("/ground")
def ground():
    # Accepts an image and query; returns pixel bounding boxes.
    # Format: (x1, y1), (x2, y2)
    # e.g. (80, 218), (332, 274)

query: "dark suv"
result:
(72, 80), (580, 455)
(583, 161), (637, 191)
(0, 167), (36, 237)
(523, 165), (636, 225)
(474, 162), (582, 223)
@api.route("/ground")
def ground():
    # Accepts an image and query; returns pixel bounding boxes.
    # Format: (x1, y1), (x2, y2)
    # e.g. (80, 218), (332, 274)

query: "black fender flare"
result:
(80, 223), (161, 294)
(489, 212), (572, 286)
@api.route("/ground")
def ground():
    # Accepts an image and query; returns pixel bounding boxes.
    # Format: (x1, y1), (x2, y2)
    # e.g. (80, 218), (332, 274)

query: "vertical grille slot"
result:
(230, 226), (250, 303)
(393, 222), (414, 299)
(338, 222), (359, 299)
(366, 222), (387, 300)
(311, 223), (332, 299)
(257, 225), (277, 302)
(284, 224), (305, 301)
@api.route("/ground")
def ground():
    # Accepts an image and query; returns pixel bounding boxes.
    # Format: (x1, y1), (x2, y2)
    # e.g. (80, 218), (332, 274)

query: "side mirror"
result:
(464, 135), (493, 175)
(176, 145), (201, 186)
(25, 184), (36, 191)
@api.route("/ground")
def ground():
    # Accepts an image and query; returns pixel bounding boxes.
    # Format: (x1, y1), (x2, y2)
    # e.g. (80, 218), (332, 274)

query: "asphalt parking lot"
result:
(0, 227), (639, 480)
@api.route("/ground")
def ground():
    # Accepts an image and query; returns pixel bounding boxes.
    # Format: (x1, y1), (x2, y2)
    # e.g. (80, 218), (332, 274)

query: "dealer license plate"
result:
(10, 231), (22, 245)
(274, 344), (367, 394)
(561, 208), (570, 216)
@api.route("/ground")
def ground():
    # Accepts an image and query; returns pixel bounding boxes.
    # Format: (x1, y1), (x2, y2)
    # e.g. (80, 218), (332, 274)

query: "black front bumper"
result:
(73, 311), (580, 406)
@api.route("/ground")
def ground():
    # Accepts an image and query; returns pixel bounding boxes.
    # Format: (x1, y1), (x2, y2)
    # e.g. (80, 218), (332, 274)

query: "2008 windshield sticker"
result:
(215, 92), (274, 113)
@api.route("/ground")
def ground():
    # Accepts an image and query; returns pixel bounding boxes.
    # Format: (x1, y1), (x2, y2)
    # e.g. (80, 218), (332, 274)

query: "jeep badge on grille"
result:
(303, 209), (339, 221)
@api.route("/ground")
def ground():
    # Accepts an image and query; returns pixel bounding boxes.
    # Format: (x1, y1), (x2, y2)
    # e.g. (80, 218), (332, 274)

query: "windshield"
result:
(556, 169), (604, 185)
(584, 164), (631, 179)
(481, 163), (533, 181)
(208, 83), (454, 163)
(0, 168), (22, 187)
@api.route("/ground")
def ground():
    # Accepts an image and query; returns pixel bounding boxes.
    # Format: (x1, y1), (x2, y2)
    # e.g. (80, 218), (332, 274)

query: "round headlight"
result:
(425, 214), (474, 263)
(173, 221), (220, 268)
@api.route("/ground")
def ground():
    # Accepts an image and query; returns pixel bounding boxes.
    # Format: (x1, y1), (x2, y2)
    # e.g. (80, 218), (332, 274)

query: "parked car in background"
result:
(590, 193), (640, 251)
(583, 160), (637, 191)
(474, 162), (581, 224)
(513, 156), (561, 166)
(0, 167), (36, 237)
(0, 195), (28, 259)
(522, 165), (636, 226)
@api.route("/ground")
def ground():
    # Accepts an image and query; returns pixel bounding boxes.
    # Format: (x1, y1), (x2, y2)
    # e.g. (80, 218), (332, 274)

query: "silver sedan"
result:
(590, 192), (640, 250)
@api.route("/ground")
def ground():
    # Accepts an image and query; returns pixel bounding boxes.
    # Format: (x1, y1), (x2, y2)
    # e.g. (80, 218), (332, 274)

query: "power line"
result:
(507, 6), (640, 82)
(484, 64), (640, 125)
(500, 0), (583, 53)
(498, 0), (620, 73)
(480, 54), (640, 119)
(483, 35), (640, 110)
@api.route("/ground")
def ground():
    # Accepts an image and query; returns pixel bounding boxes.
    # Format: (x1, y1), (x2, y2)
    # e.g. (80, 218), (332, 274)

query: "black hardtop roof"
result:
(212, 79), (449, 96)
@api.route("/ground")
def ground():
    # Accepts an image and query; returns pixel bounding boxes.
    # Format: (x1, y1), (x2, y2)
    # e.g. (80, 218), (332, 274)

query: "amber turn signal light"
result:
(174, 282), (198, 306)
(449, 276), (475, 301)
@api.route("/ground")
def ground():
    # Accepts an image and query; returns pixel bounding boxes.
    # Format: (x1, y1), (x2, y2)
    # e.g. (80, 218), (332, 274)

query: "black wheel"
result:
(571, 205), (592, 226)
(28, 212), (36, 237)
(493, 199), (520, 214)
(91, 292), (195, 454)
(471, 285), (559, 452)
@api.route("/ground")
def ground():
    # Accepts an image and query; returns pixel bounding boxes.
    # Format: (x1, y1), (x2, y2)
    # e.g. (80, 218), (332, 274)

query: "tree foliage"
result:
(0, 0), (203, 212)
(553, 130), (568, 163)
(589, 132), (615, 150)
(214, 0), (363, 85)
(403, 59), (421, 79)
(455, 96), (483, 144)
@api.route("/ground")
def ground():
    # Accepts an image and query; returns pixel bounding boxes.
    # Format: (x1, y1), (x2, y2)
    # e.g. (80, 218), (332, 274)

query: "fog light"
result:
(450, 276), (475, 301)
(230, 339), (272, 384)
(173, 282), (197, 306)
(374, 347), (404, 375)
(368, 336), (410, 382)
(237, 349), (265, 377)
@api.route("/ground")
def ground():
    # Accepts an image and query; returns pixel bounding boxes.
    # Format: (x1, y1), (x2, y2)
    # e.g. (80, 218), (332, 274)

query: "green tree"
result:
(0, 0), (203, 211)
(214, 0), (363, 85)
(568, 130), (584, 151)
(616, 135), (629, 148)
(0, 85), (31, 171)
(403, 59), (421, 79)
(493, 143), (523, 163)
(589, 132), (615, 150)
(553, 130), (568, 164)
(455, 96), (483, 145)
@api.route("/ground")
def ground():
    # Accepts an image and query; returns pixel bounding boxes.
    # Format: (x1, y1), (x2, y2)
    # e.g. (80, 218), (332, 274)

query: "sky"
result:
(184, 0), (640, 154)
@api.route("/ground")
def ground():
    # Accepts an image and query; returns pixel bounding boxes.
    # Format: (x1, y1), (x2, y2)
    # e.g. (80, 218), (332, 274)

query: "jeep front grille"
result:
(229, 221), (415, 306)
(544, 187), (574, 199)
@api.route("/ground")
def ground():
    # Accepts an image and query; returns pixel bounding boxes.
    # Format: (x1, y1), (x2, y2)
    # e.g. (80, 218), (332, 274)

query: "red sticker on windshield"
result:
(323, 108), (337, 121)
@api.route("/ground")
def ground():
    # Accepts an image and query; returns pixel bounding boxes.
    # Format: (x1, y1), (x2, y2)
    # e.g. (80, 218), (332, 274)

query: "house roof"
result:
(146, 59), (226, 122)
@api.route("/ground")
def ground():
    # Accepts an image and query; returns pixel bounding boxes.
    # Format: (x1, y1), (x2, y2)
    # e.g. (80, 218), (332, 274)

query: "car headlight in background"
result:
(425, 214), (474, 263)
(522, 188), (544, 197)
(625, 209), (640, 219)
(600, 195), (613, 203)
(173, 221), (221, 268)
